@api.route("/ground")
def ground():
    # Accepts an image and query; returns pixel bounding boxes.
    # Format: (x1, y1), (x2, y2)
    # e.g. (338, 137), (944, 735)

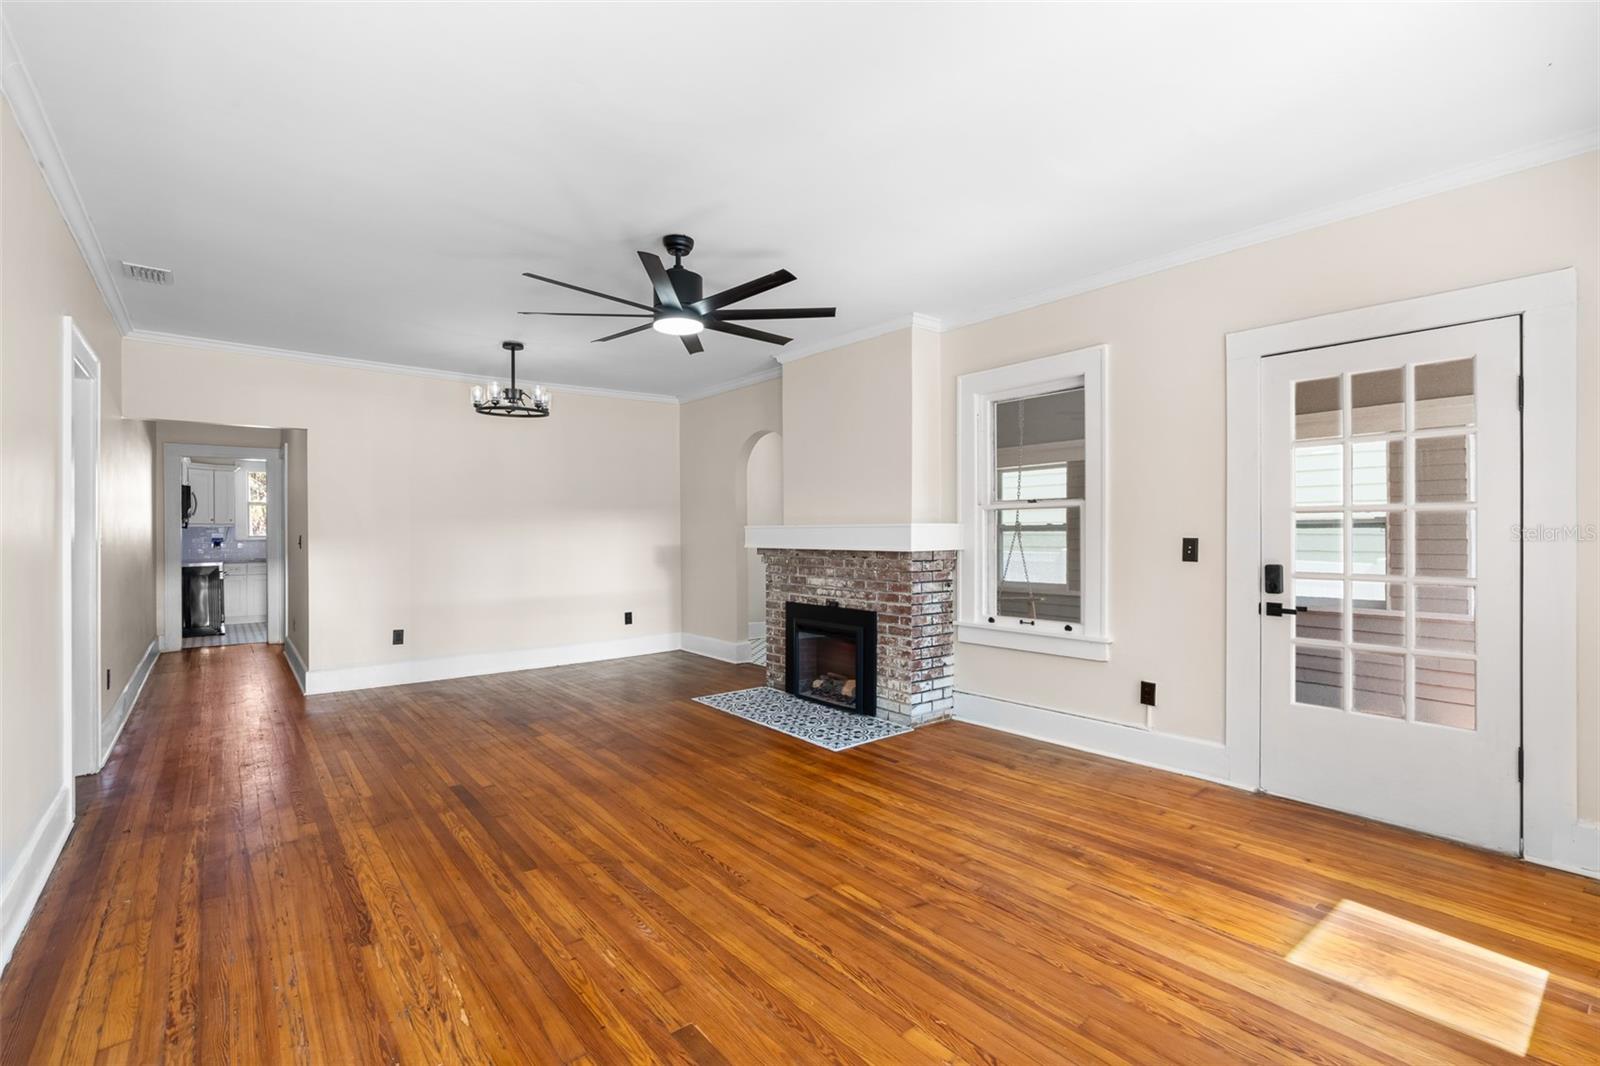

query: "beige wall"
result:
(1, 100), (155, 886)
(929, 152), (1598, 817)
(679, 378), (782, 644)
(782, 329), (914, 524)
(123, 340), (681, 674)
(744, 431), (783, 632)
(285, 427), (309, 662)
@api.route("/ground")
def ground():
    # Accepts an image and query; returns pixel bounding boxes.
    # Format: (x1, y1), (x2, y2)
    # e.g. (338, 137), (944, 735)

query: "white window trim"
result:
(957, 344), (1110, 661)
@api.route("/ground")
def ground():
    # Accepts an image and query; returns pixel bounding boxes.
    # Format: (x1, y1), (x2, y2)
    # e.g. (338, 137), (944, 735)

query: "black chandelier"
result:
(471, 341), (550, 418)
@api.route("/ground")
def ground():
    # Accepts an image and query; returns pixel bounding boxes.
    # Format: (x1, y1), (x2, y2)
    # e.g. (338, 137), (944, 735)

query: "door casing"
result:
(1224, 269), (1585, 874)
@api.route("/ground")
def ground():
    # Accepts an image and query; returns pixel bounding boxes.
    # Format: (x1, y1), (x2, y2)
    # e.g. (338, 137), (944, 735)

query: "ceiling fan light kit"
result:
(472, 341), (551, 418)
(652, 312), (704, 336)
(519, 234), (836, 354)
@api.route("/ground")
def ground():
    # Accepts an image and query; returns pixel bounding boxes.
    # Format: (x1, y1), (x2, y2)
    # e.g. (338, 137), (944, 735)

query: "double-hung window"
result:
(236, 464), (269, 540)
(957, 345), (1110, 659)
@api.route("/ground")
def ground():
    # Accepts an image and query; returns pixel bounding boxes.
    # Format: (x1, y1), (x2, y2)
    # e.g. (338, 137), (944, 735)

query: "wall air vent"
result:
(120, 261), (173, 285)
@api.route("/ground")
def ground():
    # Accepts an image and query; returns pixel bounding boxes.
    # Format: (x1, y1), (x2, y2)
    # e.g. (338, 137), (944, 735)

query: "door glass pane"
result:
(1415, 656), (1476, 729)
(1352, 581), (1405, 646)
(1415, 510), (1474, 578)
(1415, 434), (1473, 503)
(1294, 445), (1342, 507)
(1414, 358), (1475, 430)
(1352, 651), (1405, 718)
(1351, 440), (1403, 506)
(1295, 377), (1341, 440)
(995, 388), (1083, 501)
(1295, 646), (1343, 709)
(1351, 512), (1404, 577)
(1294, 579), (1343, 642)
(1416, 586), (1475, 654)
(1351, 367), (1404, 434)
(994, 508), (1079, 622)
(1295, 516), (1342, 575)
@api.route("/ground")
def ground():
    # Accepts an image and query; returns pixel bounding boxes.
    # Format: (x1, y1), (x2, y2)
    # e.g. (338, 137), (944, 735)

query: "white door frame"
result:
(1225, 268), (1587, 874)
(161, 443), (287, 651)
(61, 318), (101, 777)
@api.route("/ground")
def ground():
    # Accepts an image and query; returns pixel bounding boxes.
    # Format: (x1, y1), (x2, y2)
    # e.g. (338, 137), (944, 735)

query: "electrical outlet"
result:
(392, 629), (404, 645)
(1139, 681), (1157, 706)
(1181, 537), (1199, 562)
(624, 611), (633, 625)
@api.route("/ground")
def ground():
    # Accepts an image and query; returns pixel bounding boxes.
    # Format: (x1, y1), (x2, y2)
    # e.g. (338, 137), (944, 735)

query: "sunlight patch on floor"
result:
(1288, 899), (1548, 1056)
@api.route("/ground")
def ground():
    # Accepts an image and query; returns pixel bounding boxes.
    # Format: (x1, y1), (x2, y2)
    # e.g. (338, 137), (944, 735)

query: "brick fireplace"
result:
(760, 548), (956, 726)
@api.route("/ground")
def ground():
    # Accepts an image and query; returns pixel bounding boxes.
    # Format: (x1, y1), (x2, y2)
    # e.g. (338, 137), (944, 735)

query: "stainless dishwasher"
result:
(182, 565), (225, 636)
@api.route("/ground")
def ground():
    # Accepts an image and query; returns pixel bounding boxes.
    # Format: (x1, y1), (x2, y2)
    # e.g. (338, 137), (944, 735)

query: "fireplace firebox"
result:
(785, 602), (877, 715)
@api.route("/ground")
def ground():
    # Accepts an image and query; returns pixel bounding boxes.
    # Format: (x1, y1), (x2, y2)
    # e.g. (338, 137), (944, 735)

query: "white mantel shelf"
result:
(744, 524), (962, 552)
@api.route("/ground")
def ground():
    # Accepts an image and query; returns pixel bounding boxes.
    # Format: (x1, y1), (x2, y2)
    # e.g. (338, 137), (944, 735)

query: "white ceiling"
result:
(6, 2), (1596, 399)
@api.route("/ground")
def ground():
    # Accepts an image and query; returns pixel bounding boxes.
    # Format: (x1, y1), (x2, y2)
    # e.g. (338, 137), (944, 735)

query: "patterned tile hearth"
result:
(692, 687), (911, 752)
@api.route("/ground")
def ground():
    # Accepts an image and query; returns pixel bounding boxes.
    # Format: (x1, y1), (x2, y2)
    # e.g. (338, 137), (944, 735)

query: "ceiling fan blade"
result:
(522, 271), (654, 312)
(681, 334), (704, 355)
(690, 269), (796, 315)
(591, 324), (654, 343)
(713, 307), (835, 321)
(637, 251), (682, 309)
(518, 311), (652, 317)
(702, 318), (791, 346)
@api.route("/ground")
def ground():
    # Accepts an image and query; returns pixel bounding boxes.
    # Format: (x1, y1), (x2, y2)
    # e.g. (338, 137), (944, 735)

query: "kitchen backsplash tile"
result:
(182, 524), (267, 564)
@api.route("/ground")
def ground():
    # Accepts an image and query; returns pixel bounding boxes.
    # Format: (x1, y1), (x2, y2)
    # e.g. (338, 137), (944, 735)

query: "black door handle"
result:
(1264, 602), (1300, 617)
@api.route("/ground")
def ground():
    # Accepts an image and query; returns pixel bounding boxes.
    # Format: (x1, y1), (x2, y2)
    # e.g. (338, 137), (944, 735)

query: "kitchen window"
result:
(957, 345), (1110, 660)
(238, 467), (269, 539)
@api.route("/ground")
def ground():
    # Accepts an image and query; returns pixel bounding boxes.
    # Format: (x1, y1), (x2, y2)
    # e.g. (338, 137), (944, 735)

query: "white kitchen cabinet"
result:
(212, 467), (235, 523)
(221, 564), (242, 619)
(223, 562), (268, 623)
(188, 468), (216, 524)
(185, 464), (237, 525)
(245, 563), (267, 620)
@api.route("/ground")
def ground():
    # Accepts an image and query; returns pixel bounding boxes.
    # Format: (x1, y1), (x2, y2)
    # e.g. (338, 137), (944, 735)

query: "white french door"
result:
(1259, 317), (1521, 852)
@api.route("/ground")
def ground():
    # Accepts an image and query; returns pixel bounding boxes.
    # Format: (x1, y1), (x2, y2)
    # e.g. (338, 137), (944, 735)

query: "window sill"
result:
(956, 621), (1112, 661)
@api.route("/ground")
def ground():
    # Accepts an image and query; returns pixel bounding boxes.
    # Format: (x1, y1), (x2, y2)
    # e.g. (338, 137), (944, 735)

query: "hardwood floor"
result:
(3, 646), (1596, 1064)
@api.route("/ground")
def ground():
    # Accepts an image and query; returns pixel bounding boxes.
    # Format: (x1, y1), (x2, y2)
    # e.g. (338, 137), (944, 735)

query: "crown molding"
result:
(933, 128), (1600, 333)
(676, 365), (783, 404)
(770, 313), (946, 366)
(124, 329), (681, 405)
(0, 20), (133, 334)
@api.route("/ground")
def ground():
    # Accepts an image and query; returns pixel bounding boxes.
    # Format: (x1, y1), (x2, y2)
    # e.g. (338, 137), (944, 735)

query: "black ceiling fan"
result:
(519, 234), (835, 354)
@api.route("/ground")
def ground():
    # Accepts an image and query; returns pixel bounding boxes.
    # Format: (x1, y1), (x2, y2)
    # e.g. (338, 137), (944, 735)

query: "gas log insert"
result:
(785, 601), (877, 715)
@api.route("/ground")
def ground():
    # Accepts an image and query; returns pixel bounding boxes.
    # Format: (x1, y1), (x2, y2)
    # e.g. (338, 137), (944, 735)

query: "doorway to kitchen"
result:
(160, 442), (287, 652)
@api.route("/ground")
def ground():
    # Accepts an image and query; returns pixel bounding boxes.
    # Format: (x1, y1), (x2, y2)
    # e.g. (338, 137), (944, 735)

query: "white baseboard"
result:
(954, 691), (1238, 788)
(681, 632), (752, 664)
(98, 637), (157, 769)
(0, 784), (73, 973)
(282, 637), (309, 693)
(1530, 819), (1600, 880)
(302, 632), (685, 695)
